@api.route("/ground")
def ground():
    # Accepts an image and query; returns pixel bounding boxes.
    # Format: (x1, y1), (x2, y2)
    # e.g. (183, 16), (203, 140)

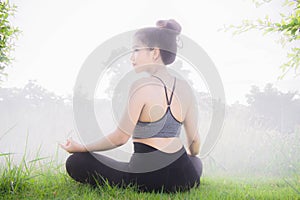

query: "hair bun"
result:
(156, 19), (181, 35)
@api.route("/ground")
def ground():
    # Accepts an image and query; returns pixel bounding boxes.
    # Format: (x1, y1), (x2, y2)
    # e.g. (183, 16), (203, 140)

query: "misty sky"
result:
(4, 0), (300, 105)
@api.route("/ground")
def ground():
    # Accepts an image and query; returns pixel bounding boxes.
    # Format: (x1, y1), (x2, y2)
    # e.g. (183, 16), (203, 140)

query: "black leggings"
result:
(65, 142), (203, 193)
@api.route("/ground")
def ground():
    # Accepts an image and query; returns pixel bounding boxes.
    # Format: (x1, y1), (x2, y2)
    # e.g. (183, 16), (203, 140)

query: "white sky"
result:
(4, 0), (300, 105)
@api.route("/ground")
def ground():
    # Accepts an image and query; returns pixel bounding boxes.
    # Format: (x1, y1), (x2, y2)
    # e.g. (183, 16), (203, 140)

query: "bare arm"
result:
(183, 88), (201, 156)
(61, 81), (145, 153)
(79, 127), (130, 152)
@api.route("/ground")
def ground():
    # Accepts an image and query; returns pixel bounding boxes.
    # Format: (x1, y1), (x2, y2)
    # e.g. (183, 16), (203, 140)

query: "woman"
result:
(60, 19), (202, 193)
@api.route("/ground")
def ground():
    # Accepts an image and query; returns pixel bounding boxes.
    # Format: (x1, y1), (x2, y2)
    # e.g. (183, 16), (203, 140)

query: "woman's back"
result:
(137, 75), (190, 123)
(132, 75), (196, 153)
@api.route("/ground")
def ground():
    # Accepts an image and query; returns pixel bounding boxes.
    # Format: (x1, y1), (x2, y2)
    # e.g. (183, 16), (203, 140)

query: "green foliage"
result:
(0, 137), (299, 198)
(0, 0), (20, 83)
(222, 0), (300, 79)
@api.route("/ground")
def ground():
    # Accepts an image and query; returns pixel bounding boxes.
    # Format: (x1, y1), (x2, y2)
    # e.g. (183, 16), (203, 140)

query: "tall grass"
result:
(0, 144), (299, 199)
(0, 126), (299, 199)
(204, 116), (300, 178)
(0, 132), (47, 195)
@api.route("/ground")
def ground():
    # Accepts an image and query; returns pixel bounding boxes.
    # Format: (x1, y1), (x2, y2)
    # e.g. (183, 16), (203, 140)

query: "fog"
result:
(1, 68), (299, 179)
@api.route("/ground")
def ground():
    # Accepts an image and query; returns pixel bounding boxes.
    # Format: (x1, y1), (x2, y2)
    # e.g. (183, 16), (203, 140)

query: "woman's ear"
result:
(152, 48), (160, 61)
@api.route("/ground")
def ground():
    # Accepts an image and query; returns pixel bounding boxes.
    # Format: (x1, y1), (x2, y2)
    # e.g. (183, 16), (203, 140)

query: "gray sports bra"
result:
(132, 75), (183, 139)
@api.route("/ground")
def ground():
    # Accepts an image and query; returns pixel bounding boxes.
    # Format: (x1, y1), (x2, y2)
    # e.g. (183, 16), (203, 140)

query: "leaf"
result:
(291, 28), (298, 35)
(280, 13), (286, 18)
(287, 1), (295, 7)
(0, 153), (14, 156)
(265, 15), (270, 20)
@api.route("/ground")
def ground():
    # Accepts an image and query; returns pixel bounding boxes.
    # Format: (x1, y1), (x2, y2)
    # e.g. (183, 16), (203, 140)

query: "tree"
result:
(223, 0), (300, 79)
(246, 83), (300, 133)
(0, 0), (20, 83)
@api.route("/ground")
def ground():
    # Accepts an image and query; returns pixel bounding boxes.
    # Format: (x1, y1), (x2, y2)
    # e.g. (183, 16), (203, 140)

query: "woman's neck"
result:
(149, 65), (172, 80)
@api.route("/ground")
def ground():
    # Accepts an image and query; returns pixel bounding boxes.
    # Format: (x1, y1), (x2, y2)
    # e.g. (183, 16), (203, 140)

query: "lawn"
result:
(0, 155), (299, 200)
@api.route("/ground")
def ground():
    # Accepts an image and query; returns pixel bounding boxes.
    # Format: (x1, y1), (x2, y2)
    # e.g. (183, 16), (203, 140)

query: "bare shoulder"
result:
(175, 77), (194, 98)
(130, 76), (194, 98)
(129, 77), (152, 95)
(131, 77), (160, 90)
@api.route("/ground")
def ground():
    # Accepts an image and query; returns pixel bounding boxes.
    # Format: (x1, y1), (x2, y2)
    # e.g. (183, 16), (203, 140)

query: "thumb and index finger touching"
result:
(59, 134), (75, 151)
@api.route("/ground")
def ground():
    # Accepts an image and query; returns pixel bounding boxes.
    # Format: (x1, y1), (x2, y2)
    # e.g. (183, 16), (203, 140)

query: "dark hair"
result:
(134, 19), (182, 65)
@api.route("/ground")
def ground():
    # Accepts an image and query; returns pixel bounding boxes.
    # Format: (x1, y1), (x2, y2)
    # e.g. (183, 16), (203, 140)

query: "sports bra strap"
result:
(151, 75), (176, 106)
(169, 78), (176, 106)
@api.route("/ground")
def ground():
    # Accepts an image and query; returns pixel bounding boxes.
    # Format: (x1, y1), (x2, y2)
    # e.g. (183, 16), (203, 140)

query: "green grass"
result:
(0, 154), (299, 200)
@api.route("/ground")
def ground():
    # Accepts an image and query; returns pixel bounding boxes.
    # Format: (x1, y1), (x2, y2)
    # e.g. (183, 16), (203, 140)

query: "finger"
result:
(69, 137), (77, 144)
(66, 139), (70, 145)
(59, 143), (65, 149)
(67, 137), (74, 143)
(59, 143), (67, 150)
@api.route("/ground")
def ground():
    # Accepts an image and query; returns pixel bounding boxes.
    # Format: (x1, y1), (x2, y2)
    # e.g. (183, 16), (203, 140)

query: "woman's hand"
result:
(186, 148), (192, 156)
(59, 137), (87, 153)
